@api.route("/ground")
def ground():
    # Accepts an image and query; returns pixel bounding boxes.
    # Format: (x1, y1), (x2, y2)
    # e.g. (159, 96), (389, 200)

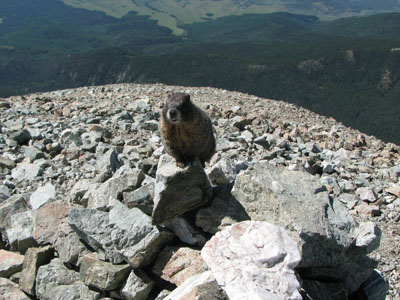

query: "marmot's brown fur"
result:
(160, 92), (216, 167)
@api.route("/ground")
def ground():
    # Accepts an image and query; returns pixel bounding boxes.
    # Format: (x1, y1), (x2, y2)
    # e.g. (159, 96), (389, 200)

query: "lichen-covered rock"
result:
(201, 221), (302, 300)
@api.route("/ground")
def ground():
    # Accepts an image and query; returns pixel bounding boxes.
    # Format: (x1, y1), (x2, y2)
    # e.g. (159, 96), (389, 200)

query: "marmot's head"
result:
(163, 92), (192, 123)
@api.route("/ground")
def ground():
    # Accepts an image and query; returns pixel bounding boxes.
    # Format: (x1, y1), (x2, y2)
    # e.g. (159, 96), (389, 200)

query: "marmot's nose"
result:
(169, 109), (177, 118)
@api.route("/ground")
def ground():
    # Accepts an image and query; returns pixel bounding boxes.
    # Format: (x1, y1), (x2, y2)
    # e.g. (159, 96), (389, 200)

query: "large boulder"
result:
(68, 198), (174, 267)
(231, 163), (381, 294)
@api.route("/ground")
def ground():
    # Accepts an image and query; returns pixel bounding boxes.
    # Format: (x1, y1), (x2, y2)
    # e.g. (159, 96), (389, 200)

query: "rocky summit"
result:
(0, 83), (399, 300)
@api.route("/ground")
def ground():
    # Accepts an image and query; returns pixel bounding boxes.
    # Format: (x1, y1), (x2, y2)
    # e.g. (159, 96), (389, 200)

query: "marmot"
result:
(160, 92), (216, 167)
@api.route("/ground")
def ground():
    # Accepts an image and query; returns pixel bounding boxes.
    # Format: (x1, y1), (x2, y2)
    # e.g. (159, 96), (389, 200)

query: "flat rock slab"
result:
(152, 154), (212, 225)
(201, 221), (302, 300)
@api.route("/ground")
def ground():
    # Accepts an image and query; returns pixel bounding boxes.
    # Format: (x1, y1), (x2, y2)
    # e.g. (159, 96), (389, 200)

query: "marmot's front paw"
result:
(176, 161), (185, 168)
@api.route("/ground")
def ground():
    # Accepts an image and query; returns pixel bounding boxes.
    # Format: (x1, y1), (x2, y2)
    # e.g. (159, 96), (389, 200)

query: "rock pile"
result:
(0, 83), (399, 299)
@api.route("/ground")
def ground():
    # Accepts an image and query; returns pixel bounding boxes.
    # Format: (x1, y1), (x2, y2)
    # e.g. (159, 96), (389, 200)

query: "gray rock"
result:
(0, 278), (31, 300)
(19, 246), (54, 295)
(6, 210), (37, 253)
(95, 147), (124, 178)
(141, 120), (159, 131)
(120, 270), (154, 300)
(68, 179), (95, 206)
(354, 222), (382, 255)
(337, 193), (358, 210)
(11, 162), (41, 182)
(68, 199), (174, 267)
(202, 221), (302, 300)
(9, 129), (31, 145)
(80, 252), (131, 291)
(155, 290), (171, 300)
(0, 155), (16, 169)
(127, 100), (151, 113)
(36, 258), (100, 300)
(88, 166), (144, 210)
(152, 155), (212, 225)
(29, 182), (56, 210)
(60, 128), (84, 147)
(253, 135), (270, 149)
(356, 187), (378, 203)
(68, 207), (120, 263)
(0, 249), (24, 278)
(22, 146), (45, 161)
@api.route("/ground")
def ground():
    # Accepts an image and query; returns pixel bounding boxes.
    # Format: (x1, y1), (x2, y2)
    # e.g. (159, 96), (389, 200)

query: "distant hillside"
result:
(61, 0), (400, 34)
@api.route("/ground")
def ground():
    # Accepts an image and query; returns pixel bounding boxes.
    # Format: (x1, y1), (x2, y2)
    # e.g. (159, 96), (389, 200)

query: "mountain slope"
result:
(1, 5), (400, 144)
